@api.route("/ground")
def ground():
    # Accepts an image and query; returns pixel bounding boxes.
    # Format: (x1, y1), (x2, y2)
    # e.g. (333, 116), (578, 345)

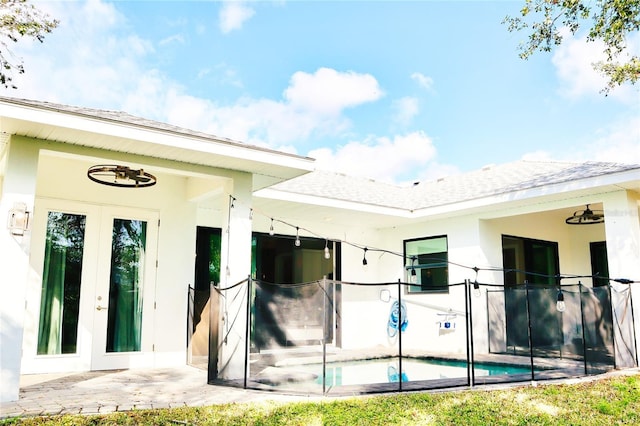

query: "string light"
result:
(362, 247), (368, 266)
(222, 191), (639, 286)
(410, 256), (417, 284)
(556, 288), (566, 312)
(324, 239), (331, 259)
(249, 208), (253, 220)
(473, 281), (481, 298)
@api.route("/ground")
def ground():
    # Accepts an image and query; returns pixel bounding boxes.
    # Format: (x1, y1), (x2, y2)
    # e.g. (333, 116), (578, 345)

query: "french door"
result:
(22, 200), (159, 373)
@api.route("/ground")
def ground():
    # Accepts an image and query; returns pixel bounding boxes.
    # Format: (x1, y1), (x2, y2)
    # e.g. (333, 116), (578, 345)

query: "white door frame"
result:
(21, 199), (158, 374)
(90, 206), (158, 370)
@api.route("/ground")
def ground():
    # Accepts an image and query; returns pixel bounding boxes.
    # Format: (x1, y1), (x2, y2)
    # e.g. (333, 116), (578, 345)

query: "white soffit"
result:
(0, 99), (315, 184)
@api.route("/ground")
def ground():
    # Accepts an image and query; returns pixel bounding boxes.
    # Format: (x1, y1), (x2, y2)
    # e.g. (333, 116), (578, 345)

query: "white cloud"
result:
(219, 1), (255, 34)
(2, 0), (157, 109)
(5, 3), (382, 148)
(284, 67), (384, 115)
(586, 116), (640, 164)
(308, 131), (438, 183)
(0, 0), (432, 177)
(552, 30), (639, 103)
(392, 96), (419, 127)
(411, 72), (434, 90)
(159, 34), (185, 46)
(522, 115), (640, 165)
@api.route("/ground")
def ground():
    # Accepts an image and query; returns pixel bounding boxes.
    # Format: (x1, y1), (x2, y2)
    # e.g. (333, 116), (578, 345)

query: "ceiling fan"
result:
(87, 164), (157, 188)
(565, 204), (604, 225)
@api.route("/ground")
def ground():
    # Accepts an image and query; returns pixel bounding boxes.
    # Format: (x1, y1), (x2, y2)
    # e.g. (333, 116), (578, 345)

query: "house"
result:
(1, 96), (639, 401)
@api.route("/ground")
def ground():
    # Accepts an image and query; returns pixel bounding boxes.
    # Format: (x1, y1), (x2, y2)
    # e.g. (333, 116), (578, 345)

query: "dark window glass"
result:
(590, 241), (609, 287)
(405, 236), (448, 293)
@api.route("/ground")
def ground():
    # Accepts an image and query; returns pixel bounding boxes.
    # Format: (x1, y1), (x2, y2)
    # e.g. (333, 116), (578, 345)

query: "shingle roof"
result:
(0, 96), (311, 160)
(268, 160), (640, 211)
(4, 97), (637, 212)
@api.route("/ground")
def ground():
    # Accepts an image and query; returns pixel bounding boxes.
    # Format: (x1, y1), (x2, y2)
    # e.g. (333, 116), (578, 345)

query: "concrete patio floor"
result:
(2, 364), (639, 420)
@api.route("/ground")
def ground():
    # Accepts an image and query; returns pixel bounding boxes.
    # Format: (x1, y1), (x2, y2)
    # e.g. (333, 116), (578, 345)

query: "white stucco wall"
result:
(30, 147), (204, 369)
(217, 173), (253, 380)
(296, 200), (626, 357)
(0, 136), (38, 402)
(602, 190), (640, 367)
(1, 135), (249, 401)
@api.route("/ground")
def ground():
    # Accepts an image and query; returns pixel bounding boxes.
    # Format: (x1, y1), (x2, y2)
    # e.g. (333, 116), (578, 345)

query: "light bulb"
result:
(473, 282), (481, 298)
(362, 248), (368, 266)
(269, 219), (274, 236)
(324, 246), (330, 260)
(556, 300), (566, 312)
(410, 268), (417, 284)
(556, 290), (566, 312)
(294, 227), (301, 246)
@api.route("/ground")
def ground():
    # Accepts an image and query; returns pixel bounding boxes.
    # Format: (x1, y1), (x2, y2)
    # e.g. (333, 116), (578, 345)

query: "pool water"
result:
(296, 358), (532, 386)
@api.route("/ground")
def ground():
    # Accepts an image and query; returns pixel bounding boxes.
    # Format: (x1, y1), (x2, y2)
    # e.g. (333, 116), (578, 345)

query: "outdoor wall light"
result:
(556, 289), (566, 312)
(7, 202), (30, 236)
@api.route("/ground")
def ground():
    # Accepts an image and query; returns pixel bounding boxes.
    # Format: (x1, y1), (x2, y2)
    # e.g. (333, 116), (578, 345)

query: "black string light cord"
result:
(222, 192), (639, 288)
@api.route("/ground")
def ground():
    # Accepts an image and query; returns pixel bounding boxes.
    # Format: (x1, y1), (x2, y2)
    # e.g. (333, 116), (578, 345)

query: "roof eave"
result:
(410, 168), (640, 220)
(0, 98), (315, 183)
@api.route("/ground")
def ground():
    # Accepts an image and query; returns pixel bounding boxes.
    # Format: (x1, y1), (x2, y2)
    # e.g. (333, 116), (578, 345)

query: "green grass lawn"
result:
(3, 374), (640, 425)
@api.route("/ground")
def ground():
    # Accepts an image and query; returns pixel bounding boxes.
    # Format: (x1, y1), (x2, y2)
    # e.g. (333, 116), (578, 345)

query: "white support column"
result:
(217, 173), (253, 380)
(0, 137), (39, 402)
(603, 190), (640, 368)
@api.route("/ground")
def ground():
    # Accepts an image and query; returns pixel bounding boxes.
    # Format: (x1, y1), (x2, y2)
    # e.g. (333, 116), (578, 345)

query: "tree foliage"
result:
(504, 0), (640, 93)
(0, 0), (58, 89)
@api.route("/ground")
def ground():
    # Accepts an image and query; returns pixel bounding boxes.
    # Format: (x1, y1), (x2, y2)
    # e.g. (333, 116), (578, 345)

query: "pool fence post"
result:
(465, 279), (475, 387)
(207, 281), (219, 384)
(524, 281), (535, 381)
(244, 275), (252, 389)
(398, 278), (403, 392)
(629, 283), (639, 368)
(578, 282), (589, 376)
(322, 276), (327, 396)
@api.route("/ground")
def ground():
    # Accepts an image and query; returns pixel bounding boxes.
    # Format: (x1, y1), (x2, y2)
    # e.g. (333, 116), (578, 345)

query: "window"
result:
(194, 226), (222, 291)
(502, 235), (559, 286)
(590, 241), (609, 287)
(404, 236), (448, 293)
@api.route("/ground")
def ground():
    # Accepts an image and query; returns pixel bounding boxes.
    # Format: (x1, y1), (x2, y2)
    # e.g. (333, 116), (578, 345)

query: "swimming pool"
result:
(295, 358), (533, 386)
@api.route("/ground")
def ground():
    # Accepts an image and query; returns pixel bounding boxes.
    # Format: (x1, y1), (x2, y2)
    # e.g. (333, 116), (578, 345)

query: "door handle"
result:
(96, 305), (107, 311)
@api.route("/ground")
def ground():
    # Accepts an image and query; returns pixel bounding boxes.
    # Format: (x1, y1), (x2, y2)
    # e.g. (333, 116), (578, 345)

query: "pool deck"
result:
(3, 363), (639, 420)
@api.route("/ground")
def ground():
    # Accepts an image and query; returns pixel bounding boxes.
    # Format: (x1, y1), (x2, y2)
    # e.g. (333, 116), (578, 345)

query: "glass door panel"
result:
(37, 212), (86, 355)
(22, 200), (99, 374)
(91, 208), (158, 370)
(106, 218), (147, 353)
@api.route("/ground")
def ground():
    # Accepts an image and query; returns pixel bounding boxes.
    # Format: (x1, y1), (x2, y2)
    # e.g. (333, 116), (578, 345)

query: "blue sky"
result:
(4, 0), (639, 184)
